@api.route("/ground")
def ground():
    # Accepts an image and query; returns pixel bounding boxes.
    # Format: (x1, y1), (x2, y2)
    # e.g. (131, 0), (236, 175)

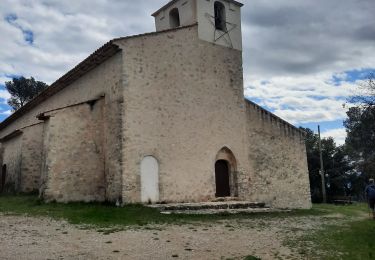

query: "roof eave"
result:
(0, 41), (121, 132)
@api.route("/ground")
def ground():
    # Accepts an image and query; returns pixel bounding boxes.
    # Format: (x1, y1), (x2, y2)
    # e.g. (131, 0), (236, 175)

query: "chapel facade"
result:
(0, 0), (311, 209)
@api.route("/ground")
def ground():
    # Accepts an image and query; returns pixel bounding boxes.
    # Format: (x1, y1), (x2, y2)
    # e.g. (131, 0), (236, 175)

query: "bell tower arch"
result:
(152, 0), (243, 50)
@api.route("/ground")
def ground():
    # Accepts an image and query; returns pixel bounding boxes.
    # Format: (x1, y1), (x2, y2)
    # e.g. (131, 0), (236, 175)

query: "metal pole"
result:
(318, 125), (327, 203)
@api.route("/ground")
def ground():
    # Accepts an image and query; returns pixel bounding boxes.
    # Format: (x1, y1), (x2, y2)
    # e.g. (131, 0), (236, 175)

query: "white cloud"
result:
(0, 90), (11, 100)
(245, 73), (357, 124)
(0, 0), (165, 84)
(321, 128), (347, 146)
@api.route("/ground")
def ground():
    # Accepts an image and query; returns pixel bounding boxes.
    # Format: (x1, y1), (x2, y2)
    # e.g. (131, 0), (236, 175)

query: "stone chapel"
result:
(0, 0), (311, 209)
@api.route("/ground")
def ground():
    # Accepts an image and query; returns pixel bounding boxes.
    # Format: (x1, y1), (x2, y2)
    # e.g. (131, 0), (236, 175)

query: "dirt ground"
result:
(0, 213), (344, 260)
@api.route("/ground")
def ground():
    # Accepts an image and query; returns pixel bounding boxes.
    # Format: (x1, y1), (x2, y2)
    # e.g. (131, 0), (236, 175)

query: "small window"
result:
(214, 1), (226, 31)
(169, 8), (180, 28)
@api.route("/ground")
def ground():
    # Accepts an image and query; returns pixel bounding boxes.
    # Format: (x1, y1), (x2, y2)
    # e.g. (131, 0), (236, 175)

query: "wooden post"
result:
(318, 125), (327, 203)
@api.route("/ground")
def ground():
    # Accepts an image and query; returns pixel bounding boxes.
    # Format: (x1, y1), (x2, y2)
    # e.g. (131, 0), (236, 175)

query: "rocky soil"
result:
(0, 213), (349, 260)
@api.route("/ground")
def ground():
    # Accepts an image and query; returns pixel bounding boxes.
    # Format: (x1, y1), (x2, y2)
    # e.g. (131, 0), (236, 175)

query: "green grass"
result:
(312, 203), (368, 217)
(291, 203), (375, 260)
(1, 195), (374, 259)
(315, 219), (375, 259)
(0, 195), (321, 228)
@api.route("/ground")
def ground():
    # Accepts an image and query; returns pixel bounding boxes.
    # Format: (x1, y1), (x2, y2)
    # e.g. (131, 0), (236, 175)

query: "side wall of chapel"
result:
(0, 53), (124, 202)
(245, 101), (312, 209)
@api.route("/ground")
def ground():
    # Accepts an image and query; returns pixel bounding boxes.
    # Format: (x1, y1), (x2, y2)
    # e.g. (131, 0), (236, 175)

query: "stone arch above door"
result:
(215, 147), (238, 197)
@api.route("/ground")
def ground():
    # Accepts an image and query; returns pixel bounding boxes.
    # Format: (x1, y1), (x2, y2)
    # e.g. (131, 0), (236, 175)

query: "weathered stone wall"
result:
(0, 124), (44, 194)
(41, 101), (106, 202)
(245, 100), (312, 209)
(117, 25), (250, 203)
(0, 136), (22, 193)
(0, 53), (123, 202)
(154, 0), (196, 31)
(19, 123), (44, 193)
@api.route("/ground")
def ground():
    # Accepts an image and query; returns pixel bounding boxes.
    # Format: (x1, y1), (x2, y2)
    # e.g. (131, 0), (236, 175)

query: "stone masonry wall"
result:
(0, 136), (22, 193)
(41, 100), (106, 202)
(19, 123), (44, 193)
(0, 123), (44, 194)
(117, 25), (250, 203)
(245, 100), (312, 209)
(0, 53), (123, 202)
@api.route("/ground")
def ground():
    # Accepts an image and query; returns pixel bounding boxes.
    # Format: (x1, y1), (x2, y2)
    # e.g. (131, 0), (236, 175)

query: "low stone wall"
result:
(245, 100), (312, 209)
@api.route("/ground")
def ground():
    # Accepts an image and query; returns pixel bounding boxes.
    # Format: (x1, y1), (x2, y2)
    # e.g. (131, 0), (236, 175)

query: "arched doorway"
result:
(140, 156), (159, 203)
(169, 8), (180, 28)
(215, 147), (238, 197)
(215, 160), (230, 197)
(1, 164), (6, 193)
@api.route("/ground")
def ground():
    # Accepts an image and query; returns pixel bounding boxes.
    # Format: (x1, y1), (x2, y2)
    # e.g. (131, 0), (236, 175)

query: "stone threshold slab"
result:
(160, 208), (291, 215)
(147, 201), (267, 211)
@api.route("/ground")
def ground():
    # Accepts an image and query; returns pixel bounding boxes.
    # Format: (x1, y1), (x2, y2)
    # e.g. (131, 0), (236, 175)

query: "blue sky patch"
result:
(4, 13), (34, 45)
(298, 119), (345, 132)
(23, 30), (34, 44)
(5, 13), (17, 23)
(332, 68), (375, 86)
(0, 85), (11, 121)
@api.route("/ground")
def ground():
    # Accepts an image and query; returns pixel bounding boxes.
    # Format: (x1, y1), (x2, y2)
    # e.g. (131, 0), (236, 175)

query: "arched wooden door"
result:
(215, 160), (230, 197)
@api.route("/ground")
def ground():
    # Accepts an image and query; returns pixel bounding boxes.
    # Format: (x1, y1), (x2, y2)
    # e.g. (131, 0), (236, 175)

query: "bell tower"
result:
(152, 0), (243, 51)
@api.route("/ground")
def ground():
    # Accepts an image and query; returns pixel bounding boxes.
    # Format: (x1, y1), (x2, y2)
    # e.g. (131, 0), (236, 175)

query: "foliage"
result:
(350, 72), (375, 107)
(4, 76), (48, 111)
(344, 72), (375, 187)
(301, 128), (355, 202)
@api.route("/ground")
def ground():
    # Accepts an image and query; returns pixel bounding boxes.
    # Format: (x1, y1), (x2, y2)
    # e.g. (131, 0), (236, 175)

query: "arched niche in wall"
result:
(169, 8), (181, 28)
(214, 1), (226, 31)
(140, 156), (159, 203)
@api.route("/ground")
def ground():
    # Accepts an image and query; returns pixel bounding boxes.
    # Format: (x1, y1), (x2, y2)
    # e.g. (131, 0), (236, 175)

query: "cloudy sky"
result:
(0, 0), (374, 145)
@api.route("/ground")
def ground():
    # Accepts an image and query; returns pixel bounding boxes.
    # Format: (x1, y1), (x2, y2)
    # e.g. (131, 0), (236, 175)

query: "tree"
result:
(344, 107), (375, 160)
(5, 76), (48, 111)
(301, 127), (355, 202)
(350, 72), (375, 107)
(345, 73), (375, 181)
(302, 128), (322, 202)
(344, 72), (375, 199)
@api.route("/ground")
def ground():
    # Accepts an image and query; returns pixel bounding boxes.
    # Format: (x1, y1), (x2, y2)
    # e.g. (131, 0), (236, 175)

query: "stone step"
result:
(148, 201), (267, 212)
(160, 207), (288, 215)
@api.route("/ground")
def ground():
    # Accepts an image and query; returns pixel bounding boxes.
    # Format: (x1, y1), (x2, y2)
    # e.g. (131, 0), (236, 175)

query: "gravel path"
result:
(0, 213), (347, 260)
